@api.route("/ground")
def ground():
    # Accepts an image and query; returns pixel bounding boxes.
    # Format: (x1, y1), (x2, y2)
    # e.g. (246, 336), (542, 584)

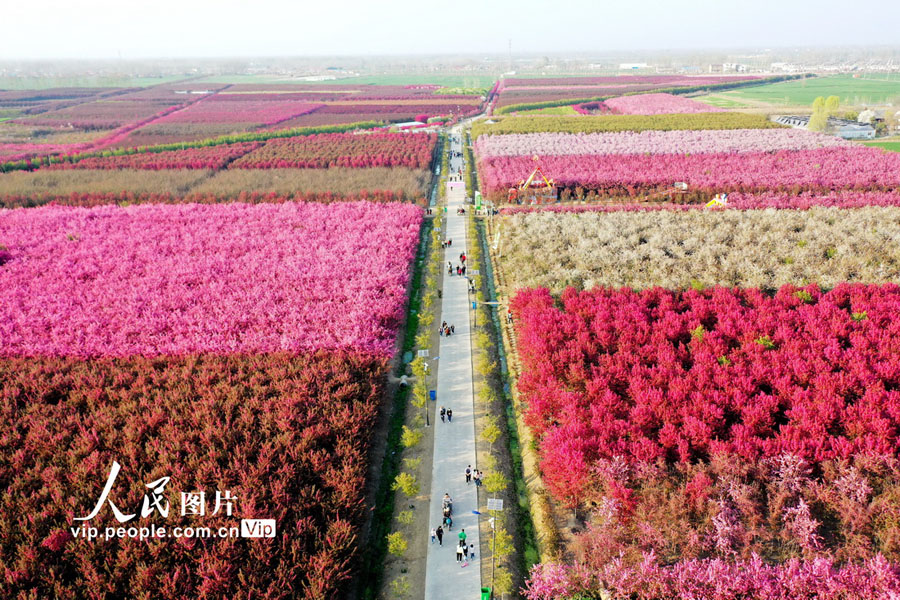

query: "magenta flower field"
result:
(0, 201), (421, 357)
(479, 146), (900, 198)
(603, 92), (725, 115)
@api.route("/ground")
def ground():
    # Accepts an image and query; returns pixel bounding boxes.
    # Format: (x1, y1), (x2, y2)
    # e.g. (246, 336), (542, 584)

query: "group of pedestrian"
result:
(441, 238), (453, 248)
(448, 262), (467, 277)
(439, 321), (455, 337)
(431, 527), (476, 565)
(456, 206), (466, 215)
(463, 465), (483, 486)
(439, 406), (453, 422)
(459, 252), (467, 264)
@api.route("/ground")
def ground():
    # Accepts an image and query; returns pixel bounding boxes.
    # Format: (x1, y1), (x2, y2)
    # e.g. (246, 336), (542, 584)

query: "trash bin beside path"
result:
(481, 587), (491, 600)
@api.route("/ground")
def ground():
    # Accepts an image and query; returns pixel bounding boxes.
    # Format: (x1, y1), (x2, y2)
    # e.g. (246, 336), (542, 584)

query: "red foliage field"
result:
(45, 141), (261, 170)
(513, 284), (900, 506)
(230, 132), (436, 169)
(0, 351), (386, 599)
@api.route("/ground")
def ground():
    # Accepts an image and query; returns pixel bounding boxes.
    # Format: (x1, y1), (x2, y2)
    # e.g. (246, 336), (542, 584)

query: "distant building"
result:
(770, 62), (800, 72)
(857, 108), (877, 124)
(619, 63), (648, 70)
(723, 63), (748, 73)
(774, 115), (876, 139)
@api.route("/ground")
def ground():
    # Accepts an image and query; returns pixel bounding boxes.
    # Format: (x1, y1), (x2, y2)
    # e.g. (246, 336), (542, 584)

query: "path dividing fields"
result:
(423, 127), (483, 599)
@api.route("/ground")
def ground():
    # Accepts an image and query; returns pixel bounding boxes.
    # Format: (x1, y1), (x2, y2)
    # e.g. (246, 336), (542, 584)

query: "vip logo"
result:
(240, 519), (276, 538)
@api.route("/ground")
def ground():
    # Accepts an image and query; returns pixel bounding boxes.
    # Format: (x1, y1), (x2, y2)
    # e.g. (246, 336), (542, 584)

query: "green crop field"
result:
(863, 139), (900, 152)
(717, 74), (900, 106)
(518, 105), (579, 115)
(695, 95), (750, 108)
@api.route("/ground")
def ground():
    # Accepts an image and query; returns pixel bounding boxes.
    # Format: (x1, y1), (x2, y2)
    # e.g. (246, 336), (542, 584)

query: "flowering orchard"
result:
(474, 128), (848, 157)
(230, 132), (437, 169)
(0, 201), (421, 357)
(513, 285), (900, 595)
(0, 351), (386, 599)
(525, 555), (900, 600)
(471, 113), (781, 138)
(155, 99), (324, 126)
(495, 206), (900, 291)
(44, 141), (262, 170)
(603, 92), (725, 115)
(514, 284), (900, 473)
(478, 146), (900, 200)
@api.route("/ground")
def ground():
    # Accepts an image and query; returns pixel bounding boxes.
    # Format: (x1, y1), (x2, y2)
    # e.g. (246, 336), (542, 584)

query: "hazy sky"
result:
(3, 0), (900, 60)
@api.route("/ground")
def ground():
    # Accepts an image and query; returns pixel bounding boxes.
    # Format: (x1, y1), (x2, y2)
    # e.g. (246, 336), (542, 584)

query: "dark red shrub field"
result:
(0, 351), (387, 599)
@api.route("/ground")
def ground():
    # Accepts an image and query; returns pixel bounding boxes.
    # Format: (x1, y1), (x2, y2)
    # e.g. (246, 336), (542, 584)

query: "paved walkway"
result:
(423, 127), (483, 599)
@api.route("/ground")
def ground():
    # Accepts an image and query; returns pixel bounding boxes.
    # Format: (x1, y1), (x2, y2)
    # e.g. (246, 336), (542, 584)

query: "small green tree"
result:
(401, 425), (423, 449)
(392, 472), (420, 497)
(415, 331), (430, 349)
(493, 525), (515, 558)
(492, 567), (514, 598)
(808, 96), (828, 131)
(481, 414), (502, 454)
(403, 456), (422, 470)
(483, 471), (509, 494)
(824, 95), (840, 115)
(389, 575), (411, 598)
(396, 510), (415, 526)
(387, 531), (408, 557)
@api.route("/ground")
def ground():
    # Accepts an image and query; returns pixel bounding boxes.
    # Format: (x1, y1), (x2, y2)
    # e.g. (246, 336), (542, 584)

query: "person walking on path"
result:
(440, 406), (446, 422)
(456, 543), (464, 562)
(465, 465), (471, 484)
(462, 265), (466, 276)
(450, 324), (455, 334)
(458, 528), (467, 547)
(436, 525), (444, 546)
(443, 514), (452, 530)
(447, 408), (453, 422)
(469, 544), (475, 560)
(473, 470), (481, 486)
(431, 528), (436, 544)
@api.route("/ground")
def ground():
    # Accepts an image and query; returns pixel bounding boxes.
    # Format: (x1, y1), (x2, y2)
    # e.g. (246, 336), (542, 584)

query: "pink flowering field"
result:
(474, 128), (849, 157)
(604, 92), (725, 115)
(0, 201), (421, 357)
(479, 146), (900, 199)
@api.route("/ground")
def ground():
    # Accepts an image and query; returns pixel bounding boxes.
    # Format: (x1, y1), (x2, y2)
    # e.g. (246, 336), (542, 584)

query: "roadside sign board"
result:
(487, 498), (504, 511)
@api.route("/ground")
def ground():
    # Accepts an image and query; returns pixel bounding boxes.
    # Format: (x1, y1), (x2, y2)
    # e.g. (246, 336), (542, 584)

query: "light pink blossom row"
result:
(524, 554), (900, 600)
(603, 93), (725, 115)
(474, 128), (849, 158)
(497, 191), (900, 214)
(0, 201), (422, 357)
(479, 147), (900, 197)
